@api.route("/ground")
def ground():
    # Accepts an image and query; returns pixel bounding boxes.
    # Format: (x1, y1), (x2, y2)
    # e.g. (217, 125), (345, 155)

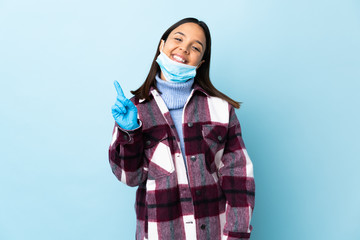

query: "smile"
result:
(172, 54), (186, 63)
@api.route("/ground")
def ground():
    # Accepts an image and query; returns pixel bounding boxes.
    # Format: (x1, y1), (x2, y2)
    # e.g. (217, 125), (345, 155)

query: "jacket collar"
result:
(138, 82), (209, 104)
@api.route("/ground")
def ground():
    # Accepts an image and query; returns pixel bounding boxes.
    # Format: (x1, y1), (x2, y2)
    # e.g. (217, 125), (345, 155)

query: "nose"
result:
(179, 44), (190, 54)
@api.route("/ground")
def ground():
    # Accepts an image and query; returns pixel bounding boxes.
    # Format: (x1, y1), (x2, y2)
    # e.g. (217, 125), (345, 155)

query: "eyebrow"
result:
(174, 31), (204, 48)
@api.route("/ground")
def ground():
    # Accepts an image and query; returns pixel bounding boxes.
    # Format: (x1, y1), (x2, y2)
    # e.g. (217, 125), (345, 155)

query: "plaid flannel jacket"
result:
(109, 83), (255, 240)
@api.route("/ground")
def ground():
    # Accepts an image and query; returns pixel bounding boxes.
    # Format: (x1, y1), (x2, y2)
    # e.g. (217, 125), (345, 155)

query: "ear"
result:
(159, 40), (165, 52)
(196, 60), (205, 70)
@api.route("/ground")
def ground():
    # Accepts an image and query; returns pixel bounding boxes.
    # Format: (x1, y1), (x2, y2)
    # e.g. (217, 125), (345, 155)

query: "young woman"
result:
(109, 17), (255, 240)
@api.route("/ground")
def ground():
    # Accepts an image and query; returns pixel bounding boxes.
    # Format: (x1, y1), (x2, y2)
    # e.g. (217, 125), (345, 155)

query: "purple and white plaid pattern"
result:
(109, 84), (255, 240)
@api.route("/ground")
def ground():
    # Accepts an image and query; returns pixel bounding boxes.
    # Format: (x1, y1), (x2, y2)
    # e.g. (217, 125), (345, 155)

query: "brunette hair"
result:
(131, 17), (241, 109)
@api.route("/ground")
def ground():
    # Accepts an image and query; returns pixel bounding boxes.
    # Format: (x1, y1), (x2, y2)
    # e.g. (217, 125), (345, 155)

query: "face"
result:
(159, 22), (206, 68)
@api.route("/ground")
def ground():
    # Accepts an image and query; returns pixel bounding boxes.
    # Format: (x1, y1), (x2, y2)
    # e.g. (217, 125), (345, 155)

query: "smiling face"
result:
(159, 22), (206, 69)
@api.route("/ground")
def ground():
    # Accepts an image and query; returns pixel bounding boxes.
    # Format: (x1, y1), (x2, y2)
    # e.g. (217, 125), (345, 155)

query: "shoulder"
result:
(206, 94), (233, 115)
(193, 83), (233, 113)
(206, 95), (232, 109)
(204, 95), (234, 124)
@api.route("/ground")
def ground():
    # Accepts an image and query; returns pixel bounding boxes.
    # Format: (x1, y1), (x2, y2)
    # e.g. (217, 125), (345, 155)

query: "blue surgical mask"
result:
(156, 50), (197, 83)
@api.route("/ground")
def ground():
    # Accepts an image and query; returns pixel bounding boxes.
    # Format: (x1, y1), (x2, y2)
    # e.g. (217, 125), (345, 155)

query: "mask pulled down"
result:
(156, 51), (198, 83)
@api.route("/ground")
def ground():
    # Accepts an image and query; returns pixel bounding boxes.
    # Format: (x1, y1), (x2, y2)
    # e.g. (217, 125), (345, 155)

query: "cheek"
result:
(162, 48), (173, 59)
(163, 46), (176, 57)
(191, 54), (203, 66)
(163, 41), (177, 51)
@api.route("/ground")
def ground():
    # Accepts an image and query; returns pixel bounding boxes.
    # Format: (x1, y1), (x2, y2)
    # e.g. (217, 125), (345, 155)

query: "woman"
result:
(109, 17), (255, 240)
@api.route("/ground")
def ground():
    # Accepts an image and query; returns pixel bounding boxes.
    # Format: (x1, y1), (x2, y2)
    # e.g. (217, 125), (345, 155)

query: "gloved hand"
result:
(111, 80), (139, 130)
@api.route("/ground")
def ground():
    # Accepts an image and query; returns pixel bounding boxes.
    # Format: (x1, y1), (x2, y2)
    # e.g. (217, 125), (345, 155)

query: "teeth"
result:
(173, 55), (185, 63)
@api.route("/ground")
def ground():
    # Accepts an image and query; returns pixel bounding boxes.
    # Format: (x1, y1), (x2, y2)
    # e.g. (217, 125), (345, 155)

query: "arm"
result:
(108, 80), (147, 186)
(219, 106), (255, 239)
(108, 121), (148, 187)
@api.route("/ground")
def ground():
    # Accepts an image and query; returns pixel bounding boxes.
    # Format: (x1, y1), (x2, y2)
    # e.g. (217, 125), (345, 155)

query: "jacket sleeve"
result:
(108, 120), (148, 187)
(219, 106), (255, 240)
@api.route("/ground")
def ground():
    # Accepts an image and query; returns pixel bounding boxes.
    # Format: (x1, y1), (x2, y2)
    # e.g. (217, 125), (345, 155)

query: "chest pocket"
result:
(202, 124), (228, 173)
(143, 127), (175, 179)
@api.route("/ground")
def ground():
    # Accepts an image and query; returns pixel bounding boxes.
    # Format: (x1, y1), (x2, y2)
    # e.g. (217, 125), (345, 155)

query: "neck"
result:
(155, 73), (194, 110)
(160, 71), (166, 81)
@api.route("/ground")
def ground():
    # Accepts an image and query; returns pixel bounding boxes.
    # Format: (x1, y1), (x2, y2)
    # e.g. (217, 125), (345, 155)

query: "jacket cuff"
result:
(115, 120), (143, 144)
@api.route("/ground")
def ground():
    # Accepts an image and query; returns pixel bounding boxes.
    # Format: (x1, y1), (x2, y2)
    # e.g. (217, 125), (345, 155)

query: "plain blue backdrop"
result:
(1, 0), (359, 239)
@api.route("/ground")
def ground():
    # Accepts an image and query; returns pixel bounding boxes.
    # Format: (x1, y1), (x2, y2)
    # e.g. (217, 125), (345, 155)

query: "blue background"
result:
(1, 0), (359, 239)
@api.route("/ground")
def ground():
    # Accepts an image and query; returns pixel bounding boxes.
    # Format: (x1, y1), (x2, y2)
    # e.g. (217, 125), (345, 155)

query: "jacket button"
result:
(217, 135), (222, 141)
(146, 140), (151, 146)
(200, 224), (206, 230)
(187, 122), (193, 127)
(123, 135), (128, 140)
(196, 190), (201, 196)
(190, 155), (196, 161)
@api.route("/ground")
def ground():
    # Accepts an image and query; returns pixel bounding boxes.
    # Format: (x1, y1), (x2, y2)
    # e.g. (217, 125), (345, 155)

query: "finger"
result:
(112, 104), (125, 115)
(113, 80), (126, 100)
(123, 98), (137, 110)
(116, 95), (127, 103)
(115, 100), (127, 113)
(111, 105), (121, 114)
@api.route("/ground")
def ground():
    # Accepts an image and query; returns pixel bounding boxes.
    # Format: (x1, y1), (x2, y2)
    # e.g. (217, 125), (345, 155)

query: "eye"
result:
(192, 46), (201, 52)
(174, 37), (182, 42)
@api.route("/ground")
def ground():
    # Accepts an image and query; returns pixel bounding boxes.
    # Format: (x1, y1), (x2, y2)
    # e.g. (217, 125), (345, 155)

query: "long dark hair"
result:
(131, 17), (241, 109)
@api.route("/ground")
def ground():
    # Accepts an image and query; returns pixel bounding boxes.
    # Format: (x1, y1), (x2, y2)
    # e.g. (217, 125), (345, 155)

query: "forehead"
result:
(170, 22), (206, 45)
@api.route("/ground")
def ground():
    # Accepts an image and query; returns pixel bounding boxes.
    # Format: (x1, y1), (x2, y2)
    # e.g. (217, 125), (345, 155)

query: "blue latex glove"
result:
(111, 80), (139, 130)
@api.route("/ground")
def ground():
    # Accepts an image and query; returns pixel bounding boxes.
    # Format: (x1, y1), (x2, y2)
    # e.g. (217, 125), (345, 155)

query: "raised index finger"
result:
(114, 80), (126, 100)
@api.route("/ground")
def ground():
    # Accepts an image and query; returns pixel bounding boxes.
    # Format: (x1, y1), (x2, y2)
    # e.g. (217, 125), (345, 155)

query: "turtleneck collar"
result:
(155, 73), (194, 110)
